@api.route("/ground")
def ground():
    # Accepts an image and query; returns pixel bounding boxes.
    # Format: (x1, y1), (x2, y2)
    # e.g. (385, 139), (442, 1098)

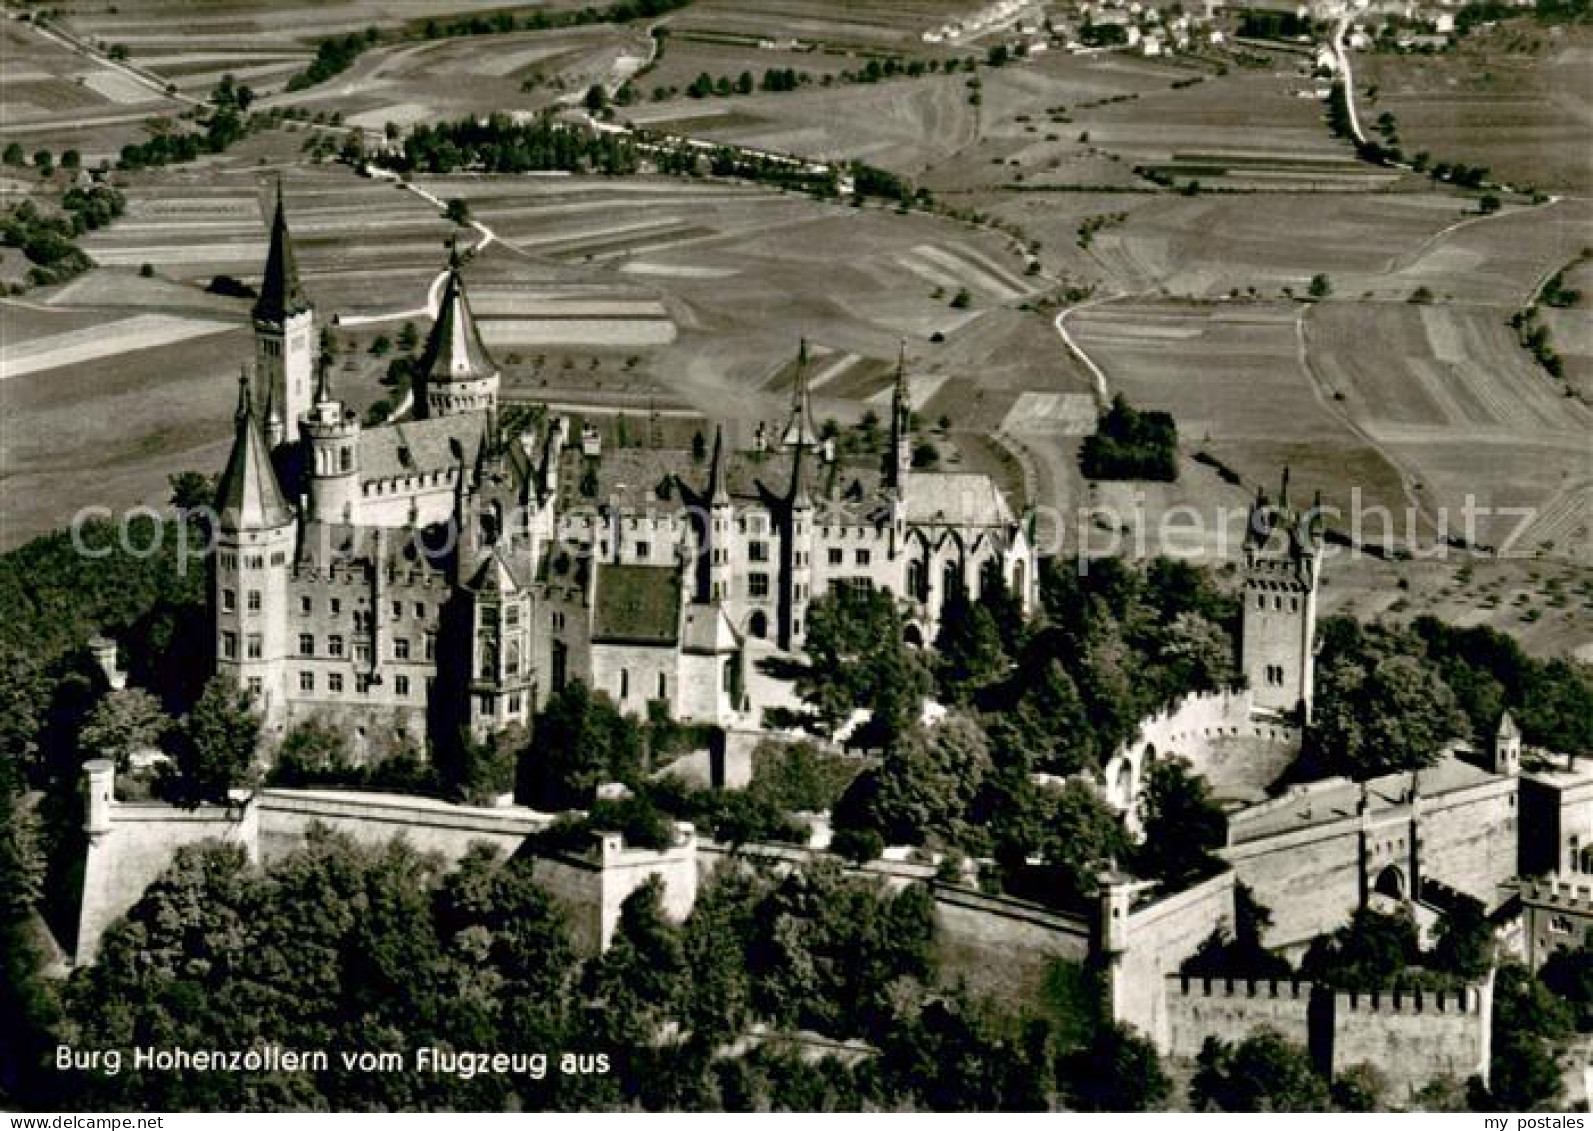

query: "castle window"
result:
(1552, 915), (1573, 935)
(395, 675), (410, 697)
(222, 588), (236, 612)
(394, 638), (410, 661)
(749, 540), (769, 563)
(222, 632), (237, 659)
(330, 598), (342, 615)
(329, 673), (344, 693)
(300, 596), (312, 615)
(328, 635), (344, 657)
(855, 549), (871, 567)
(506, 642), (521, 677)
(749, 572), (770, 599)
(299, 634), (314, 656)
(828, 548), (844, 566)
(247, 677), (262, 696)
(355, 643), (371, 665)
(479, 644), (496, 679)
(299, 672), (314, 692)
(635, 541), (651, 560)
(414, 602), (425, 618)
(620, 669), (630, 700)
(506, 606), (520, 628)
(246, 555), (264, 569)
(424, 633), (436, 661)
(392, 601), (403, 619)
(509, 692), (521, 714)
(246, 634), (262, 660)
(657, 672), (667, 700)
(356, 675), (372, 694)
(339, 448), (352, 473)
(270, 552), (285, 566)
(1290, 597), (1300, 612)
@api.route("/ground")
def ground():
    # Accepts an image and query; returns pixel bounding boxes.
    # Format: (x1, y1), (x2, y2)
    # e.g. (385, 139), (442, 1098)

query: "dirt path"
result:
(15, 12), (204, 110)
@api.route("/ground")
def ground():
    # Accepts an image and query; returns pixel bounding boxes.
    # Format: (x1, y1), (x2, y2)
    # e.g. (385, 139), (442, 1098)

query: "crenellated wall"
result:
(1159, 972), (1492, 1098)
(1331, 977), (1492, 1098)
(1163, 975), (1314, 1058)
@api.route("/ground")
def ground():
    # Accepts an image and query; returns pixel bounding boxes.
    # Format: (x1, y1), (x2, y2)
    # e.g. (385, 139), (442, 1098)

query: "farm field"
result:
(1067, 299), (1414, 530)
(1305, 302), (1592, 558)
(1361, 24), (1593, 196)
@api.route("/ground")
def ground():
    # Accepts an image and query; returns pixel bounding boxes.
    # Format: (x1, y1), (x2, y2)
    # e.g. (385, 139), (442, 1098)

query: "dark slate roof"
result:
(592, 563), (681, 646)
(294, 520), (451, 575)
(556, 445), (885, 514)
(359, 413), (488, 483)
(466, 545), (531, 594)
(252, 189), (309, 323)
(215, 379), (293, 533)
(418, 268), (497, 384)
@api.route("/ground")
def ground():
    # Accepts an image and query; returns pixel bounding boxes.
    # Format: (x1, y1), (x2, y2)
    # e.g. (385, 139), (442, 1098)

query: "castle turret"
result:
(705, 425), (734, 603)
(253, 180), (315, 444)
(415, 247), (500, 419)
(301, 357), (361, 523)
(1241, 469), (1323, 721)
(780, 339), (820, 451)
(1492, 710), (1522, 777)
(213, 371), (296, 727)
(778, 440), (815, 648)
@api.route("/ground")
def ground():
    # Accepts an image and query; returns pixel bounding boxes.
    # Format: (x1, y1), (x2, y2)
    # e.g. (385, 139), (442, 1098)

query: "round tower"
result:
(301, 359), (361, 523)
(213, 372), (297, 728)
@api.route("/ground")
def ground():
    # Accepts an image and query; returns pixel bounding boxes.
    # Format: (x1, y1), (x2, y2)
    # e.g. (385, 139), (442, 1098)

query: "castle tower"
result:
(213, 371), (297, 727)
(415, 247), (499, 419)
(777, 440), (815, 649)
(301, 357), (361, 523)
(887, 339), (912, 495)
(780, 339), (820, 451)
(705, 425), (734, 604)
(1241, 470), (1323, 721)
(253, 180), (315, 444)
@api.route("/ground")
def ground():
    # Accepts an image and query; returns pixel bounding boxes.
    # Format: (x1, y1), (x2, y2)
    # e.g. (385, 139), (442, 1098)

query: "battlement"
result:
(1168, 974), (1312, 1002)
(1335, 985), (1484, 1016)
(1520, 873), (1593, 908)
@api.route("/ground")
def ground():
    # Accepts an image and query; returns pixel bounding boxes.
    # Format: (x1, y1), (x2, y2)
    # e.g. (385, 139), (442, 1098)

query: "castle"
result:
(213, 187), (1040, 748)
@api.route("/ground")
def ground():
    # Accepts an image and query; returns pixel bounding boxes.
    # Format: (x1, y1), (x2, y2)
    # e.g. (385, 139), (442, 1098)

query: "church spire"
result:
(252, 178), (309, 325)
(214, 367), (293, 533)
(781, 338), (820, 450)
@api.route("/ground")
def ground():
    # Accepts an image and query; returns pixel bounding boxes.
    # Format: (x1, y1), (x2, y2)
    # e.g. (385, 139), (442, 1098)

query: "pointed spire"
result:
(215, 367), (292, 532)
(253, 178), (309, 324)
(233, 365), (253, 424)
(417, 249), (497, 391)
(889, 338), (912, 493)
(781, 338), (819, 450)
(788, 434), (812, 509)
(707, 424), (730, 507)
(313, 350), (334, 405)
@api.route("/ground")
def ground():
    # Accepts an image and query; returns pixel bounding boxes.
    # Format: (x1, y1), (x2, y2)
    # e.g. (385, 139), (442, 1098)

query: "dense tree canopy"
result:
(1190, 1029), (1329, 1112)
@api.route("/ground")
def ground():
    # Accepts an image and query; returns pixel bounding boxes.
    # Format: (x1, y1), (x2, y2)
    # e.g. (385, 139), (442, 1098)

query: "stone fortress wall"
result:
(75, 761), (696, 965)
(1163, 974), (1492, 1099)
(1102, 689), (1302, 815)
